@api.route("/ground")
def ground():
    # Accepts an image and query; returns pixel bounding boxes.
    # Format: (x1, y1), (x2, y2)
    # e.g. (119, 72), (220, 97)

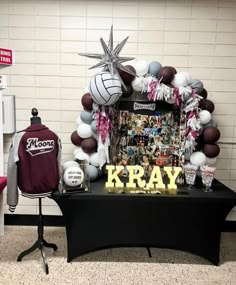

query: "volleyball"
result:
(63, 166), (84, 187)
(89, 71), (122, 106)
(63, 160), (80, 170)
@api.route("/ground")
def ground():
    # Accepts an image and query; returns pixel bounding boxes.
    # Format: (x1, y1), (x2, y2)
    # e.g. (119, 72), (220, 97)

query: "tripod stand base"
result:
(16, 198), (58, 274)
(17, 239), (57, 274)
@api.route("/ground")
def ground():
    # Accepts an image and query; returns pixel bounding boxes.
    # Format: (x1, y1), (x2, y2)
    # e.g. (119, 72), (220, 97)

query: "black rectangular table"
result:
(52, 178), (236, 265)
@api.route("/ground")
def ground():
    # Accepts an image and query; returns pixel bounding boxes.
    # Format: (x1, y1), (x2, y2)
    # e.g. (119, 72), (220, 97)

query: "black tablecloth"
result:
(52, 178), (236, 264)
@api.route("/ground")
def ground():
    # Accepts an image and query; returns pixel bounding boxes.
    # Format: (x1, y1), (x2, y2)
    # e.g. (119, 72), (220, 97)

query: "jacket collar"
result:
(24, 124), (48, 132)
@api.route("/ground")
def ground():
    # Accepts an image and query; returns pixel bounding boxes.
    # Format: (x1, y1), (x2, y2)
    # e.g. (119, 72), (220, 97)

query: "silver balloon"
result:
(91, 120), (97, 133)
(85, 165), (99, 181)
(190, 79), (204, 94)
(148, 61), (162, 78)
(80, 111), (93, 124)
(78, 25), (136, 88)
(202, 119), (218, 129)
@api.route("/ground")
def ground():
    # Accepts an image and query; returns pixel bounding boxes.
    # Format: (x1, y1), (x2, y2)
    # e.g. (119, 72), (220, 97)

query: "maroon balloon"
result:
(203, 144), (220, 158)
(195, 141), (203, 151)
(119, 65), (136, 84)
(81, 138), (97, 154)
(81, 93), (94, 111)
(71, 131), (84, 146)
(122, 84), (133, 98)
(168, 66), (177, 74)
(204, 99), (215, 113)
(199, 88), (208, 99)
(202, 127), (220, 144)
(158, 66), (175, 85)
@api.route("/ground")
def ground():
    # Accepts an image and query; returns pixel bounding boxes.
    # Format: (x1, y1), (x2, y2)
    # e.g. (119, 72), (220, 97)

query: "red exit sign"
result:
(0, 48), (15, 65)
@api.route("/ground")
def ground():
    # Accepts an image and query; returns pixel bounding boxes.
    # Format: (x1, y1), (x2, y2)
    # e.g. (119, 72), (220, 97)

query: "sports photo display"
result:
(115, 106), (185, 177)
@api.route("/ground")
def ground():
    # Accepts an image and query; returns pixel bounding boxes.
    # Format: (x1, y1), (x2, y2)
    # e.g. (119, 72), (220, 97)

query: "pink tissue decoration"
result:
(173, 88), (180, 106)
(187, 111), (197, 120)
(147, 80), (157, 101)
(96, 106), (112, 144)
(184, 127), (190, 136)
(191, 88), (196, 97)
(191, 130), (199, 138)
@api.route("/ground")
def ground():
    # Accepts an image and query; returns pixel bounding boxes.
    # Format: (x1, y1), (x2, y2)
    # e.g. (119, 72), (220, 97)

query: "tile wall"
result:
(0, 0), (236, 218)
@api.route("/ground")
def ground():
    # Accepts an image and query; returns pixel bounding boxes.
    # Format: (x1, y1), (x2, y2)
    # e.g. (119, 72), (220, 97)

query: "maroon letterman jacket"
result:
(7, 124), (62, 212)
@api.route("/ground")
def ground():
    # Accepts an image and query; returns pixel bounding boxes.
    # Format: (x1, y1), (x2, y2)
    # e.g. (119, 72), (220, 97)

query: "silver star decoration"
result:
(79, 25), (137, 88)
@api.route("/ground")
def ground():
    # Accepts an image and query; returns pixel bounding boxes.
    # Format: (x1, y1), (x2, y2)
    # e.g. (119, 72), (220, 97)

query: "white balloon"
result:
(63, 160), (80, 170)
(77, 123), (93, 139)
(75, 151), (90, 163)
(90, 152), (103, 167)
(131, 59), (149, 76)
(199, 110), (212, 125)
(132, 76), (144, 92)
(180, 72), (192, 84)
(206, 157), (217, 166)
(172, 73), (188, 88)
(190, 151), (206, 167)
(73, 147), (83, 157)
(63, 166), (84, 187)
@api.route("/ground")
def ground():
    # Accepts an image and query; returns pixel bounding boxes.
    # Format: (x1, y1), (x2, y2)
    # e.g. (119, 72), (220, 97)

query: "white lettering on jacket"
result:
(26, 138), (55, 156)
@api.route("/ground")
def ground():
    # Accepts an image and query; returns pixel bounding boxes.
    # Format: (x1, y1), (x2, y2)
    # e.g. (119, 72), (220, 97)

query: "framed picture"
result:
(110, 100), (186, 176)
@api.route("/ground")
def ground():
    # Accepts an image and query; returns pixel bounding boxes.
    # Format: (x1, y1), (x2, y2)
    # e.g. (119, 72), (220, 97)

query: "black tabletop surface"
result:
(53, 176), (236, 202)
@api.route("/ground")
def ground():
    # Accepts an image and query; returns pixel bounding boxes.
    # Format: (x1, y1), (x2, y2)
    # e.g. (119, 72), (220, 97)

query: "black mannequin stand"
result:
(17, 198), (57, 274)
(30, 107), (42, 125)
(17, 108), (58, 274)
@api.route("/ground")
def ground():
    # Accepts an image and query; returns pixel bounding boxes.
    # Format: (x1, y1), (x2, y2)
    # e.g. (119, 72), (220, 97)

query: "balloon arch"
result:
(65, 27), (220, 185)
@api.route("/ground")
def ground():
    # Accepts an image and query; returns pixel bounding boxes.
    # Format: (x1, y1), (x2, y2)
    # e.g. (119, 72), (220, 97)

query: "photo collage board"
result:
(113, 101), (186, 177)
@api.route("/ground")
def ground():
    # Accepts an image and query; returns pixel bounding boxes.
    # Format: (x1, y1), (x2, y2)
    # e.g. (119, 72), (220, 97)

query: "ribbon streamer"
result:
(95, 106), (113, 167)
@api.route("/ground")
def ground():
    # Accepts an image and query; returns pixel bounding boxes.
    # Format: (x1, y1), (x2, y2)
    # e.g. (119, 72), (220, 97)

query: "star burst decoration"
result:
(78, 25), (137, 88)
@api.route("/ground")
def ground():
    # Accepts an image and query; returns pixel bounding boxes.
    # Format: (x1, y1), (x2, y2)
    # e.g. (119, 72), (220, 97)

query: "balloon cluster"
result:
(64, 70), (124, 184)
(117, 59), (221, 167)
(64, 57), (220, 184)
(193, 90), (220, 167)
(66, 92), (105, 183)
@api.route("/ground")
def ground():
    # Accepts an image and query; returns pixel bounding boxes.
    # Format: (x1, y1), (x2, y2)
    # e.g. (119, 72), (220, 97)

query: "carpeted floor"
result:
(0, 226), (236, 285)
